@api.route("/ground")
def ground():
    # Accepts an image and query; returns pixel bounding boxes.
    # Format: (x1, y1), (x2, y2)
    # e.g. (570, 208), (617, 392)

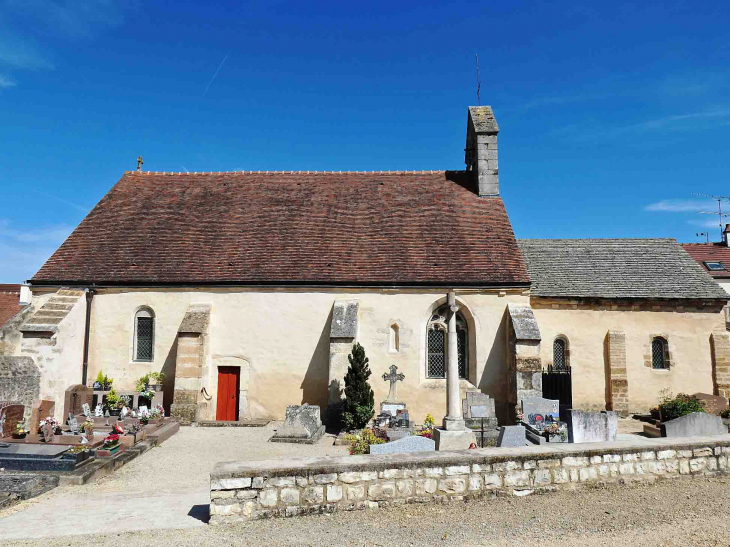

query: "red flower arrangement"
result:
(103, 433), (120, 449)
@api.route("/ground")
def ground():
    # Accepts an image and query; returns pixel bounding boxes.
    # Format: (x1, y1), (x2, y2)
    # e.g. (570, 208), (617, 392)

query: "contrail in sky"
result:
(203, 54), (229, 97)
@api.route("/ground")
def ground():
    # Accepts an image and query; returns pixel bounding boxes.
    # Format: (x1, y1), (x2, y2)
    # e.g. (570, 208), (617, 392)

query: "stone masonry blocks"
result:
(606, 331), (630, 417)
(209, 437), (730, 525)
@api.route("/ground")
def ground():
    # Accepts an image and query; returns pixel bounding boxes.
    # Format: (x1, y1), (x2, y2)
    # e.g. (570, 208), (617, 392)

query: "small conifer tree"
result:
(342, 343), (375, 430)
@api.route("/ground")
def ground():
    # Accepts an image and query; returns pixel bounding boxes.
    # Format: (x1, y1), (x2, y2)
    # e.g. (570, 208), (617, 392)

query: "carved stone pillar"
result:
(443, 291), (464, 431)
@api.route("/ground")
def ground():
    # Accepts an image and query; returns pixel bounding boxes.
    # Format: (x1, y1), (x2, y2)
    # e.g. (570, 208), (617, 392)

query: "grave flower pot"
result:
(12, 432), (26, 439)
(109, 409), (121, 417)
(723, 418), (729, 427)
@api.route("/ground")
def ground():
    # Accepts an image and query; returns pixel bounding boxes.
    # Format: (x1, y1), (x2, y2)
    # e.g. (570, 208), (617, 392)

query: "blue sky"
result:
(1, 1), (730, 283)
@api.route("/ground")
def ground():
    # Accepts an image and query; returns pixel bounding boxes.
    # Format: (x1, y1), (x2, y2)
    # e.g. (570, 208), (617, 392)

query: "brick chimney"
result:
(464, 106), (499, 196)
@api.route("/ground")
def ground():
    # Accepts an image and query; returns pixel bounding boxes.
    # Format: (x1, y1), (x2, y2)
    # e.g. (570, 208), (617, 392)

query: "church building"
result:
(3, 106), (729, 425)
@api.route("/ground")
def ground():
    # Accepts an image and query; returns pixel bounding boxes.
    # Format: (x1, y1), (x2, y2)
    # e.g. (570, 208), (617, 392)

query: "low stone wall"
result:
(209, 435), (730, 525)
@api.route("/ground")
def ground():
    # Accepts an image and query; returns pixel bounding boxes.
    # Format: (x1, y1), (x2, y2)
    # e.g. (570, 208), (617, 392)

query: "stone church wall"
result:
(531, 298), (726, 414)
(86, 288), (530, 422)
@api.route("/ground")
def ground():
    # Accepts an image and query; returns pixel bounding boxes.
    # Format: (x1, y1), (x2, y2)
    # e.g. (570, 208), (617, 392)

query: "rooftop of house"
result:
(0, 284), (25, 329)
(518, 238), (728, 300)
(681, 243), (730, 279)
(30, 170), (529, 287)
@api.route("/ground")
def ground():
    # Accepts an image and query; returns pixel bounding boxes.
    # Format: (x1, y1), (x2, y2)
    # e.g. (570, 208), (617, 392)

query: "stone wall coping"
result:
(211, 434), (730, 480)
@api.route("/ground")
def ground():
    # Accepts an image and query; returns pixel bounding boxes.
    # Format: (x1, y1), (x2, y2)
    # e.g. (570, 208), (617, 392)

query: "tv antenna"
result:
(696, 232), (709, 244)
(475, 54), (481, 106)
(694, 193), (730, 240)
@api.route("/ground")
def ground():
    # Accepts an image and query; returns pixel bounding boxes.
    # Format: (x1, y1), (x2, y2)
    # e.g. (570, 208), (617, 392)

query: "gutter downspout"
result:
(82, 288), (95, 386)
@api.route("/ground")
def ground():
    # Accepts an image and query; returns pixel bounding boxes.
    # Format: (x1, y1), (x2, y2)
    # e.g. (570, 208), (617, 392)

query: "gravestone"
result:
(0, 404), (24, 438)
(63, 385), (93, 422)
(462, 392), (498, 431)
(462, 392), (496, 419)
(29, 400), (55, 435)
(270, 404), (325, 444)
(522, 397), (559, 431)
(566, 410), (618, 443)
(693, 393), (728, 416)
(82, 403), (91, 418)
(369, 435), (435, 455)
(661, 412), (727, 438)
(497, 425), (527, 447)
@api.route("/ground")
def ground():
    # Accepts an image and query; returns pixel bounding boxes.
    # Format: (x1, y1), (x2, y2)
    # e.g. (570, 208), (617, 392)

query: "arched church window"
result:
(553, 337), (567, 370)
(427, 305), (467, 379)
(134, 307), (155, 361)
(652, 337), (669, 369)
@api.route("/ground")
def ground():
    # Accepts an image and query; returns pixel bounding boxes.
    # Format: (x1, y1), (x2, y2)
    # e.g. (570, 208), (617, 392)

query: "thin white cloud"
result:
(0, 220), (75, 282)
(30, 190), (89, 213)
(0, 219), (74, 244)
(645, 199), (714, 212)
(0, 73), (15, 88)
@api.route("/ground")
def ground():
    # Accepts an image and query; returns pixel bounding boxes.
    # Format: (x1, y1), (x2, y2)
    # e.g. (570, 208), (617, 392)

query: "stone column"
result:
(170, 304), (211, 424)
(443, 292), (464, 431)
(710, 332), (730, 399)
(605, 331), (629, 417)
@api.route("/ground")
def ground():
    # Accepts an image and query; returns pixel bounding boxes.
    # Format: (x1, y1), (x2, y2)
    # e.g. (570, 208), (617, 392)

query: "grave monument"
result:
(380, 365), (406, 417)
(63, 385), (93, 423)
(270, 404), (325, 444)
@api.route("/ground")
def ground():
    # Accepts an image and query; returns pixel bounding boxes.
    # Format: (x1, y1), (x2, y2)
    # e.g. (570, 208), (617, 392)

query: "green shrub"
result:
(659, 392), (705, 422)
(344, 428), (385, 455)
(720, 408), (730, 419)
(342, 343), (375, 431)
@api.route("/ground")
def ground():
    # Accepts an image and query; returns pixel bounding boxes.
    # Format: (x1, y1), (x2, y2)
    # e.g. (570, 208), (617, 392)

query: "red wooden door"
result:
(216, 366), (239, 421)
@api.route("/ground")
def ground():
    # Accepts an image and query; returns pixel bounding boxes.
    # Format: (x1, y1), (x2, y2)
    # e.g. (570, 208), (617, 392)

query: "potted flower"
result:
(94, 371), (113, 391)
(12, 422), (26, 439)
(149, 372), (165, 391)
(104, 389), (124, 416)
(721, 408), (730, 427)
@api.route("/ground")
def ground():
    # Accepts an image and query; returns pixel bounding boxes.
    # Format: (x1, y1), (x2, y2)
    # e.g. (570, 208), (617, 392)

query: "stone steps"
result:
(21, 289), (85, 333)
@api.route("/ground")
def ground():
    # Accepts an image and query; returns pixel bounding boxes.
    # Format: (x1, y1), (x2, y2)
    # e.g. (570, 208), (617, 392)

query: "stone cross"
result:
(382, 365), (405, 403)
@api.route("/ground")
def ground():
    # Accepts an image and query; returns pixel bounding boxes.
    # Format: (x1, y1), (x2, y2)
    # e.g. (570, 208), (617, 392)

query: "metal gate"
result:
(542, 365), (572, 412)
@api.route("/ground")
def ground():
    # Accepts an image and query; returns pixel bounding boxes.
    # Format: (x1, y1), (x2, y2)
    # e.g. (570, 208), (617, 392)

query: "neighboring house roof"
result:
(31, 171), (530, 287)
(518, 238), (728, 300)
(680, 243), (730, 279)
(0, 285), (24, 328)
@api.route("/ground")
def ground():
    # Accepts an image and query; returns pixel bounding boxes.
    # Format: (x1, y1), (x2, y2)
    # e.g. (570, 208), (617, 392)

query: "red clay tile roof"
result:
(0, 284), (24, 328)
(31, 171), (529, 287)
(681, 243), (730, 278)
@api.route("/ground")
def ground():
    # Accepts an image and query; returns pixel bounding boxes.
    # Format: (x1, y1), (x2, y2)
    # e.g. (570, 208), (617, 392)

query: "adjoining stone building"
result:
(3, 106), (729, 424)
(518, 238), (729, 415)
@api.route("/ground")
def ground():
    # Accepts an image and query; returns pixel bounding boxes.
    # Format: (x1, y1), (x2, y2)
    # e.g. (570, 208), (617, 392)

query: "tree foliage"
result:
(342, 343), (375, 430)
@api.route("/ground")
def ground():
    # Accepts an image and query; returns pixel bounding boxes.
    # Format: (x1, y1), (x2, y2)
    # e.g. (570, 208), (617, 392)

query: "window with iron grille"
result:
(134, 309), (155, 361)
(426, 305), (468, 379)
(652, 337), (668, 369)
(553, 338), (566, 370)
(427, 328), (446, 378)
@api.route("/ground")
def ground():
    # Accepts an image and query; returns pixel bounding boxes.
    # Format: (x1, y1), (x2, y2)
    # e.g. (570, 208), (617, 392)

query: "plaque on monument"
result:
(471, 405), (489, 418)
(380, 403), (406, 417)
(522, 397), (559, 431)
(82, 403), (91, 418)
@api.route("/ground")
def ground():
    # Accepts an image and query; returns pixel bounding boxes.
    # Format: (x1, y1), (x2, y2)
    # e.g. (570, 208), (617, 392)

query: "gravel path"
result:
(2, 475), (729, 546)
(0, 423), (347, 520)
(4, 418), (723, 546)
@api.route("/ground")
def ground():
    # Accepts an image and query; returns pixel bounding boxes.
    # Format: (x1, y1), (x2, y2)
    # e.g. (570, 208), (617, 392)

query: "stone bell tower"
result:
(464, 106), (499, 196)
